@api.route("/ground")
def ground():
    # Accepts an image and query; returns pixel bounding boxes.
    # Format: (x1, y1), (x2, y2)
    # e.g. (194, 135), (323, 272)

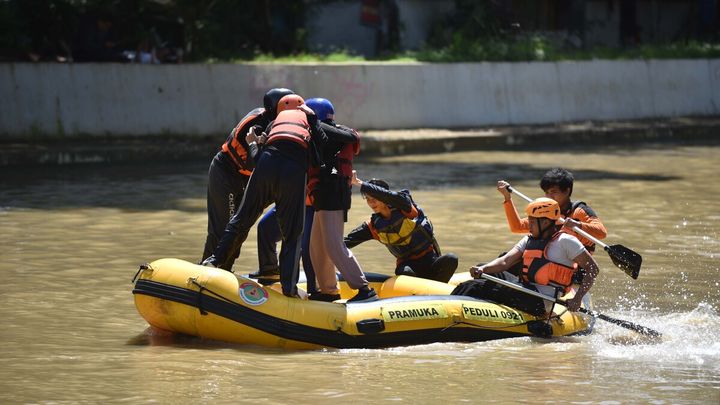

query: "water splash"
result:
(594, 303), (720, 368)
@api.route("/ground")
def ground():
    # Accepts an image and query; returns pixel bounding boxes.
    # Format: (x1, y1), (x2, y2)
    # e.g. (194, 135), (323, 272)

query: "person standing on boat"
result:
(303, 98), (378, 303)
(203, 94), (328, 298)
(469, 197), (600, 311)
(252, 97), (372, 300)
(497, 167), (607, 254)
(201, 88), (295, 269)
(345, 175), (458, 283)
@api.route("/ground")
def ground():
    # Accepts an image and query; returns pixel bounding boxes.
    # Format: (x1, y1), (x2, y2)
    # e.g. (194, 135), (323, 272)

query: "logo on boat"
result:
(239, 282), (268, 306)
(461, 304), (524, 324)
(381, 303), (447, 322)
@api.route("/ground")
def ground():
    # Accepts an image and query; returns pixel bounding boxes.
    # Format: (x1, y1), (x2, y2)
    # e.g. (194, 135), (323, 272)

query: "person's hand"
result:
(245, 126), (258, 144)
(470, 265), (484, 279)
(562, 218), (582, 231)
(497, 180), (512, 201)
(564, 296), (582, 312)
(299, 104), (319, 129)
(201, 256), (217, 268)
(351, 170), (362, 186)
(257, 133), (268, 145)
(298, 104), (315, 115)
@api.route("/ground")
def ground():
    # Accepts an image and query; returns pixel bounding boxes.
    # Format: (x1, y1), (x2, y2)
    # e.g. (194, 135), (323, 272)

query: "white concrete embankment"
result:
(1, 60), (718, 137)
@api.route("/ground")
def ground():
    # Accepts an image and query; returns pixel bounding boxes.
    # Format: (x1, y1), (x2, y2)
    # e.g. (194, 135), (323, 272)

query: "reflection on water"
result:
(1, 145), (719, 403)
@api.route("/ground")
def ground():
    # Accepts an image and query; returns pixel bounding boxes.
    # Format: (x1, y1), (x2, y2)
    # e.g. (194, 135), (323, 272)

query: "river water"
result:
(1, 145), (718, 404)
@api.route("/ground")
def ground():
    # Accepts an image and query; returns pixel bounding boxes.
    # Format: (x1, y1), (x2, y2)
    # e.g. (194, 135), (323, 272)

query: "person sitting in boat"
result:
(468, 197), (600, 312)
(344, 174), (458, 283)
(497, 167), (607, 254)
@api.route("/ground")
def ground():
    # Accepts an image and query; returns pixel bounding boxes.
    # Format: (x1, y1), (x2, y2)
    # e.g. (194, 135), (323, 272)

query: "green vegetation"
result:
(242, 40), (720, 64)
(1, 0), (717, 64)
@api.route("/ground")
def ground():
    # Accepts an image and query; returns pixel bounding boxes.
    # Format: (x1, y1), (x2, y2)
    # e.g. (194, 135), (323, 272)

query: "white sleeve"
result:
(513, 236), (529, 253)
(559, 234), (586, 261)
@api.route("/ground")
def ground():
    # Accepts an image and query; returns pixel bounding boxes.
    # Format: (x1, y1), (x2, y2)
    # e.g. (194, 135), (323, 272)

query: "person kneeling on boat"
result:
(344, 174), (458, 283)
(466, 197), (600, 312)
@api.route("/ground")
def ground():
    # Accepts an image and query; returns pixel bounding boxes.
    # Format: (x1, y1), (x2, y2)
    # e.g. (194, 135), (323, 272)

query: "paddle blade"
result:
(605, 244), (642, 279)
(578, 308), (662, 338)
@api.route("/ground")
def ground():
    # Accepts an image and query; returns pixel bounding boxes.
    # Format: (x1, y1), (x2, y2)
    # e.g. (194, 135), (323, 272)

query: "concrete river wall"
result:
(1, 60), (718, 165)
(2, 59), (719, 136)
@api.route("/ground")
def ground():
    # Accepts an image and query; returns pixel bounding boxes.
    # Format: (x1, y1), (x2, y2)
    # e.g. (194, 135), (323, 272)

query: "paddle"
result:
(479, 273), (662, 338)
(505, 185), (642, 279)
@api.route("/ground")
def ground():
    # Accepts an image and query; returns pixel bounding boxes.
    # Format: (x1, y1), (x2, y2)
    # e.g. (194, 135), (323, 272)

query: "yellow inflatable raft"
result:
(132, 258), (593, 350)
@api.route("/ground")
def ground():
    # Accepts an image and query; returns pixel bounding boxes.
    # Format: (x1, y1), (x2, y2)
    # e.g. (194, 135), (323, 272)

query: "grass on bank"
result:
(237, 40), (720, 63)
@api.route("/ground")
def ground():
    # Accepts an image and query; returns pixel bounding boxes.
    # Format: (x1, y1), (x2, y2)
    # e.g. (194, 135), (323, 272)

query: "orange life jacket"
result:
(522, 232), (578, 292)
(266, 109), (311, 149)
(220, 108), (263, 176)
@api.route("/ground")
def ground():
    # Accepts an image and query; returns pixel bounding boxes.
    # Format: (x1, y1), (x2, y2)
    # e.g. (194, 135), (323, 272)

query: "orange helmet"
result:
(276, 94), (305, 114)
(525, 197), (560, 220)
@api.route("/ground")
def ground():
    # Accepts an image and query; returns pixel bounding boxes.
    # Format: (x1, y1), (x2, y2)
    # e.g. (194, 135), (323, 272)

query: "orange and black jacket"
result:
(522, 231), (579, 292)
(345, 183), (438, 263)
(504, 199), (607, 252)
(220, 107), (269, 176)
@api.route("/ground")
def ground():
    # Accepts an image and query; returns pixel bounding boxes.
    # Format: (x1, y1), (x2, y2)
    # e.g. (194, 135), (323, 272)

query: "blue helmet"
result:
(304, 98), (335, 122)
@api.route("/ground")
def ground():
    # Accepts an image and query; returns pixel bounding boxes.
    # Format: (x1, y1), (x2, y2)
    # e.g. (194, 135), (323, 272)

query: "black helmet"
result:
(263, 88), (294, 119)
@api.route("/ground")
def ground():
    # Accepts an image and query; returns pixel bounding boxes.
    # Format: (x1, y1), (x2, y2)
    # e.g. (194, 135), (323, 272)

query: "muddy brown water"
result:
(1, 145), (718, 403)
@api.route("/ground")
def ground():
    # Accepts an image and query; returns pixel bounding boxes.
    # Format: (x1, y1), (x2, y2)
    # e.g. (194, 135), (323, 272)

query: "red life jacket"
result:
(306, 126), (360, 205)
(266, 109), (311, 149)
(220, 108), (263, 176)
(306, 166), (320, 206)
(522, 232), (578, 292)
(336, 128), (360, 177)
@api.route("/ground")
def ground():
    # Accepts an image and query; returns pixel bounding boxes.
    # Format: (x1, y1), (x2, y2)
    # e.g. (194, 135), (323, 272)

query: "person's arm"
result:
(564, 250), (600, 311)
(245, 125), (265, 167)
(574, 206), (607, 239)
(344, 222), (374, 249)
(351, 170), (415, 214)
(320, 121), (357, 144)
(497, 180), (530, 233)
(361, 182), (414, 213)
(298, 105), (327, 167)
(469, 245), (524, 278)
(299, 105), (327, 145)
(562, 206), (608, 242)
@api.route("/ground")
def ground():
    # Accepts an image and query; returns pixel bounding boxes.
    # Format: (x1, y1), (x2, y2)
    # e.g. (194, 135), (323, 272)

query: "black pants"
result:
(397, 252), (458, 283)
(202, 152), (249, 267)
(212, 148), (307, 296)
(451, 272), (547, 316)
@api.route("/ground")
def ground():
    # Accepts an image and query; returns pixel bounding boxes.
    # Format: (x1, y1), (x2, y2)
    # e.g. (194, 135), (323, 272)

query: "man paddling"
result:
(468, 197), (600, 311)
(497, 168), (607, 254)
